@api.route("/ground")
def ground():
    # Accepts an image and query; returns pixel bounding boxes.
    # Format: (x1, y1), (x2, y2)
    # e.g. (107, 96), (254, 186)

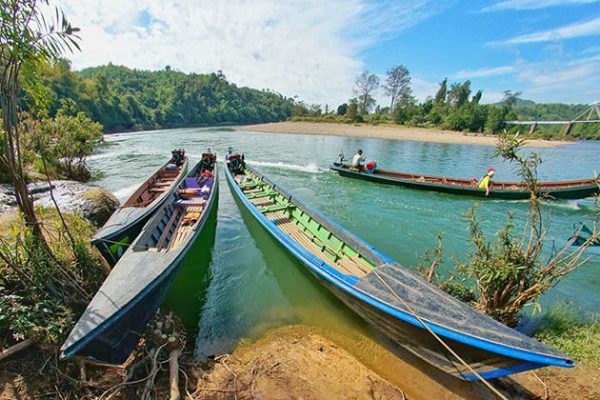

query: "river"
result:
(88, 126), (600, 394)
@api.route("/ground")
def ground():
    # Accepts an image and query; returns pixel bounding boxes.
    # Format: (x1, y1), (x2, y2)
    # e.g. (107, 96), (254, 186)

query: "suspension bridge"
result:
(505, 102), (600, 135)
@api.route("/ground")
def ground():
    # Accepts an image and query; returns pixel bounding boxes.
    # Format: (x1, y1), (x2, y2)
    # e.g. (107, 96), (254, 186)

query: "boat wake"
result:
(247, 160), (325, 174)
(546, 200), (581, 210)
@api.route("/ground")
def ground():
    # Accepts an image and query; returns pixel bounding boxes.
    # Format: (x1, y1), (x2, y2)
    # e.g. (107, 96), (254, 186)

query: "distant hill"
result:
(512, 100), (590, 121)
(32, 61), (294, 133)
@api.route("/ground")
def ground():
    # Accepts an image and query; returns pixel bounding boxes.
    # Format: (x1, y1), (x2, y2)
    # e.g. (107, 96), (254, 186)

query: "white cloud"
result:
(45, 0), (444, 107)
(411, 77), (441, 102)
(513, 56), (600, 102)
(480, 90), (506, 104)
(482, 0), (598, 12)
(492, 16), (600, 45)
(451, 65), (514, 79)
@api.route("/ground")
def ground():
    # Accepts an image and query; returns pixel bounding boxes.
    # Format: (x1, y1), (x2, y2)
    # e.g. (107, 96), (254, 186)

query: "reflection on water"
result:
(89, 127), (600, 395)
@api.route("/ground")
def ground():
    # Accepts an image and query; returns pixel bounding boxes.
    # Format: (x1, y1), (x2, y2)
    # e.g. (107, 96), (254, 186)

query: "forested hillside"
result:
(31, 60), (294, 133)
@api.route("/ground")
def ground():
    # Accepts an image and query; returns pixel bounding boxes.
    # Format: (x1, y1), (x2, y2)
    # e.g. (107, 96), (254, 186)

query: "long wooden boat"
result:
(61, 153), (218, 364)
(225, 160), (573, 380)
(92, 150), (189, 266)
(330, 163), (599, 200)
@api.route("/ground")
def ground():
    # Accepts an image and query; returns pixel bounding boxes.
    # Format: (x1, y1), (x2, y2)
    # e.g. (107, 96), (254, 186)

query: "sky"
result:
(47, 0), (600, 107)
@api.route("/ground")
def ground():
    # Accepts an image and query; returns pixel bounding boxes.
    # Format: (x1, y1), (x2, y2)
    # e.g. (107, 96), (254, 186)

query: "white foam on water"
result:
(247, 160), (324, 174)
(87, 152), (115, 162)
(546, 200), (581, 210)
(111, 185), (137, 201)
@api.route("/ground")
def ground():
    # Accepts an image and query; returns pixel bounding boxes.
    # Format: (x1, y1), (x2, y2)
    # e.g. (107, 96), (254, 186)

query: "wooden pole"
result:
(0, 338), (34, 361)
(168, 337), (180, 400)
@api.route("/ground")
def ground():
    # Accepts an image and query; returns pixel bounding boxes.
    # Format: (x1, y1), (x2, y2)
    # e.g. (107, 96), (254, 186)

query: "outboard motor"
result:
(227, 153), (245, 175)
(199, 149), (217, 171)
(170, 149), (186, 166)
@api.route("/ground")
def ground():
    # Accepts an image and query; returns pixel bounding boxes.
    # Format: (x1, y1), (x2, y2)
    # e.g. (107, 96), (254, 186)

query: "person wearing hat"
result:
(351, 149), (366, 171)
(478, 168), (495, 196)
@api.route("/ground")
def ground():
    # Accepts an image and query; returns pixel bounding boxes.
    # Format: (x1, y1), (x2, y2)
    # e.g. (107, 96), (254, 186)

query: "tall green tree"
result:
(434, 78), (448, 104)
(447, 80), (472, 108)
(1, 0), (80, 244)
(383, 65), (411, 111)
(354, 71), (379, 115)
(471, 90), (482, 105)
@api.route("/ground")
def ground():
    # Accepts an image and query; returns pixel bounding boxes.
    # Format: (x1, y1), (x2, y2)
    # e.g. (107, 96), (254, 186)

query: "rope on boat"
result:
(371, 270), (509, 400)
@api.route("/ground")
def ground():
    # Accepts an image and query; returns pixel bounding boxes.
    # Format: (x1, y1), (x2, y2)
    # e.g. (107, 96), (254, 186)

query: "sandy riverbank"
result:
(2, 324), (598, 399)
(195, 325), (599, 400)
(240, 121), (573, 148)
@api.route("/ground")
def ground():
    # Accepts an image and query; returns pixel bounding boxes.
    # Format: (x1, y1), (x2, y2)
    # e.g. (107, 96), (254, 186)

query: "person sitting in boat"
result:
(478, 168), (495, 196)
(365, 160), (377, 174)
(351, 149), (366, 171)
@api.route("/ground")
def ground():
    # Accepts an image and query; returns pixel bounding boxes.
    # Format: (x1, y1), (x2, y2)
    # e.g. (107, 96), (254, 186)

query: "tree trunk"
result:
(1, 61), (48, 248)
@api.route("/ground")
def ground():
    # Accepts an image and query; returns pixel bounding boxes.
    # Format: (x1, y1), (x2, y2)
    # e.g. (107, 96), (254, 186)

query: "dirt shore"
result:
(240, 121), (573, 148)
(2, 324), (599, 399)
(195, 325), (600, 400)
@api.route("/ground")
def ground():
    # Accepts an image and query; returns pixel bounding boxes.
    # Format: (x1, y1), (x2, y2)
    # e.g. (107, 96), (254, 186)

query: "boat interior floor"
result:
(235, 171), (373, 279)
(126, 166), (183, 208)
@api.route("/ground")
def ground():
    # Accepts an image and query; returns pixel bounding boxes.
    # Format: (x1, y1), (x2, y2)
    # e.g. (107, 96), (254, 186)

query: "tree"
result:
(471, 90), (482, 105)
(1, 0), (80, 244)
(336, 103), (348, 115)
(501, 90), (522, 108)
(484, 90), (521, 134)
(447, 80), (471, 108)
(434, 78), (448, 104)
(345, 98), (359, 121)
(354, 71), (379, 115)
(24, 112), (103, 181)
(383, 65), (411, 111)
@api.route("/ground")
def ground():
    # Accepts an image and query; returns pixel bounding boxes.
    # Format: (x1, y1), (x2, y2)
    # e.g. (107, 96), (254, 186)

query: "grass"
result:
(534, 304), (600, 365)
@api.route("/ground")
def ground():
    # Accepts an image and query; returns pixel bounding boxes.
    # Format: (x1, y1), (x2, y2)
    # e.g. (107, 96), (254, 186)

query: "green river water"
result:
(89, 127), (600, 393)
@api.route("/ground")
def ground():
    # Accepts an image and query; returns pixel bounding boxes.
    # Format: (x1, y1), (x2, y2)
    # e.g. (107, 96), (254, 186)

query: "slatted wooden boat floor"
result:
(264, 208), (371, 277)
(236, 172), (373, 278)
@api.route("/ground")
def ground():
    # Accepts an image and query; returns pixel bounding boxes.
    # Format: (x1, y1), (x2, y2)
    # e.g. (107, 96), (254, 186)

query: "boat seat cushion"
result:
(185, 177), (201, 189)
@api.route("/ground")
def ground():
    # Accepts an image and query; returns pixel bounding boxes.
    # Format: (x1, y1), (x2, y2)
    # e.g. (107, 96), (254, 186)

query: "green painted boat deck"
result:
(236, 170), (375, 278)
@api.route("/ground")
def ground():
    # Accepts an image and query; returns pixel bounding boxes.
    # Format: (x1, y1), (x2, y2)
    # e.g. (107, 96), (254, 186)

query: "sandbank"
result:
(240, 121), (573, 148)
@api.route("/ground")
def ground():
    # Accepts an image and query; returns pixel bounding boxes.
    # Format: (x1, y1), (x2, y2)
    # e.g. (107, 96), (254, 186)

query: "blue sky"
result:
(49, 0), (600, 106)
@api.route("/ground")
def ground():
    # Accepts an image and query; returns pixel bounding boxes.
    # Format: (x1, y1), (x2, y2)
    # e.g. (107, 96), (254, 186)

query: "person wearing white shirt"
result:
(351, 149), (366, 171)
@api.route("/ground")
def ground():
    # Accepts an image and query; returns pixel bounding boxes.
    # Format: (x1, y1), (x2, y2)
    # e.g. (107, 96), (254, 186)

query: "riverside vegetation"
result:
(19, 59), (600, 141)
(415, 133), (600, 372)
(1, 1), (600, 399)
(291, 67), (600, 140)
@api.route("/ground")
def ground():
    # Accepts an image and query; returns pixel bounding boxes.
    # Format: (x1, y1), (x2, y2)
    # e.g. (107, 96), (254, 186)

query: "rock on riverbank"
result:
(0, 181), (118, 226)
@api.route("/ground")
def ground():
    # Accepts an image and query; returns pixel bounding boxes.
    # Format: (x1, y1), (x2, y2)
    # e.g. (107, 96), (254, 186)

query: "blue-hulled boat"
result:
(225, 159), (574, 380)
(92, 149), (189, 266)
(61, 153), (218, 364)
